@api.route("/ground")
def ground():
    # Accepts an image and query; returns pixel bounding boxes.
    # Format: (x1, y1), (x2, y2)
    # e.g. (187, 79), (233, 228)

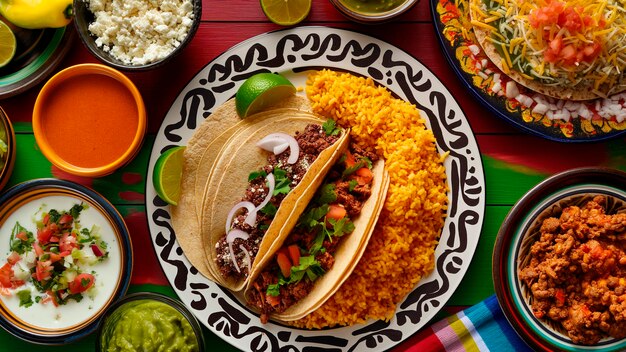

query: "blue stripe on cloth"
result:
(482, 295), (534, 352)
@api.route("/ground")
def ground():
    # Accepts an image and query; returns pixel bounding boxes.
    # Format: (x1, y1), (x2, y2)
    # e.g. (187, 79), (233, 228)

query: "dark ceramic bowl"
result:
(0, 107), (16, 191)
(0, 179), (133, 345)
(96, 292), (205, 351)
(493, 167), (626, 351)
(329, 0), (418, 23)
(72, 0), (201, 71)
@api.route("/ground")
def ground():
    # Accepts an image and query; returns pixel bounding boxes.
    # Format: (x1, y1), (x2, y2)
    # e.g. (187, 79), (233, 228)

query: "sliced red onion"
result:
(91, 244), (104, 257)
(273, 142), (289, 155)
(256, 173), (275, 211)
(226, 229), (250, 273)
(240, 245), (252, 272)
(225, 201), (256, 233)
(256, 133), (300, 164)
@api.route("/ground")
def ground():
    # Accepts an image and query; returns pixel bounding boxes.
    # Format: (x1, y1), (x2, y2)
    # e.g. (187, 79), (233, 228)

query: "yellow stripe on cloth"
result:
(447, 315), (481, 352)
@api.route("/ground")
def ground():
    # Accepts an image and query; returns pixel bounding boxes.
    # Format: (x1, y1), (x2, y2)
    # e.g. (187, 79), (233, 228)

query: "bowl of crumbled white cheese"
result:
(73, 0), (201, 70)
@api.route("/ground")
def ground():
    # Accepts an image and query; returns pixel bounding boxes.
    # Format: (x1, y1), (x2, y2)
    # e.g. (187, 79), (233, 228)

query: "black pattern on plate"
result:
(147, 26), (485, 351)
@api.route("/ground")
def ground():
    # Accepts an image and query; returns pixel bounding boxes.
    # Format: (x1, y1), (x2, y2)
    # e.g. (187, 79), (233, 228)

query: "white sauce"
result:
(0, 195), (121, 330)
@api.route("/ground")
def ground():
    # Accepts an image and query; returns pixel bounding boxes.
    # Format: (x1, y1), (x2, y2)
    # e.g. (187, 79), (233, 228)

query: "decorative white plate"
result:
(146, 26), (485, 351)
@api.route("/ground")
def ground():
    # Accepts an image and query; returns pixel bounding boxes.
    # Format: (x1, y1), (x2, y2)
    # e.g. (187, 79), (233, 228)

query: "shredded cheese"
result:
(472, 0), (626, 95)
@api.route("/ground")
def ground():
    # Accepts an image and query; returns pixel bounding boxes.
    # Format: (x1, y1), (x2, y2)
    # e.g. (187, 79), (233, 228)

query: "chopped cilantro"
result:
(260, 202), (277, 217)
(266, 283), (280, 297)
(81, 277), (91, 287)
(322, 119), (341, 136)
(297, 204), (329, 230)
(342, 160), (365, 177)
(69, 203), (84, 220)
(362, 157), (373, 169)
(348, 180), (358, 192)
(248, 170), (267, 182)
(309, 230), (325, 256)
(272, 168), (291, 195)
(316, 184), (337, 206)
(9, 222), (34, 254)
(17, 290), (33, 308)
(47, 209), (61, 223)
(259, 223), (270, 231)
(328, 218), (355, 238)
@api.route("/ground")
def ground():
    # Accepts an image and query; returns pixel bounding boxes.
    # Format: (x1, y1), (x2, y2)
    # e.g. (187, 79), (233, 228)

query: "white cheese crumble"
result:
(86, 0), (194, 66)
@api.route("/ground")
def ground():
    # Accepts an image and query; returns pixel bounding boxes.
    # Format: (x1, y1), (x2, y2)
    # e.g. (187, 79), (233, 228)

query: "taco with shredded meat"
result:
(186, 96), (353, 291)
(244, 145), (389, 323)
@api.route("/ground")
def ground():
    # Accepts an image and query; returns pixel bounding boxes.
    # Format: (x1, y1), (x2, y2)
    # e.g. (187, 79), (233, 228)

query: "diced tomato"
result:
(59, 214), (73, 225)
(37, 227), (53, 244)
(33, 242), (44, 257)
(355, 167), (373, 185)
(276, 252), (292, 278)
(327, 204), (347, 221)
(344, 151), (357, 168)
(15, 232), (28, 241)
(287, 245), (300, 267)
(48, 252), (63, 263)
(42, 291), (59, 307)
(266, 293), (281, 307)
(42, 214), (50, 225)
(560, 45), (577, 65)
(59, 232), (78, 253)
(7, 252), (20, 265)
(59, 251), (71, 257)
(555, 288), (566, 305)
(35, 260), (53, 281)
(68, 273), (95, 294)
(0, 287), (10, 296)
(0, 264), (13, 288)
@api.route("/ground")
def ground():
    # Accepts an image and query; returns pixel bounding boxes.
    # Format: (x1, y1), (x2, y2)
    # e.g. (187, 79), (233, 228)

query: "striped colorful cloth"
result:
(398, 295), (533, 352)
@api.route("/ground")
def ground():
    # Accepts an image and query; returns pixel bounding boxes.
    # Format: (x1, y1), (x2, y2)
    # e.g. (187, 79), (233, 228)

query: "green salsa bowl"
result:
(96, 292), (205, 352)
(329, 0), (418, 23)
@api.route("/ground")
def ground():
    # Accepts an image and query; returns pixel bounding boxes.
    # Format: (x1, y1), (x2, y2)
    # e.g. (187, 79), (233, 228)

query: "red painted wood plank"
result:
(1, 23), (509, 135)
(200, 0), (432, 23)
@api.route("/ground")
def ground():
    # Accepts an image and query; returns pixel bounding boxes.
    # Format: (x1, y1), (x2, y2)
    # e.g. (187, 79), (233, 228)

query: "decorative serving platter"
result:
(146, 26), (485, 351)
(431, 0), (626, 142)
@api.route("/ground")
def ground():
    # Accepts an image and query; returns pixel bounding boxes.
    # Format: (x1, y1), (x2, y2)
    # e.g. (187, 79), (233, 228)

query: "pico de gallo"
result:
(0, 203), (109, 308)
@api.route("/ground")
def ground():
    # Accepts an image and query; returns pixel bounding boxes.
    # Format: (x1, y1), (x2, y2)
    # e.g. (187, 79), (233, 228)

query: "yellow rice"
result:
(292, 70), (449, 328)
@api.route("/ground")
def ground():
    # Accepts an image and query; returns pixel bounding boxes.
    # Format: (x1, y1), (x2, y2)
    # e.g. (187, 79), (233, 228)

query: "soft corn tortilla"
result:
(469, 0), (626, 101)
(172, 95), (316, 281)
(244, 160), (390, 322)
(201, 111), (349, 291)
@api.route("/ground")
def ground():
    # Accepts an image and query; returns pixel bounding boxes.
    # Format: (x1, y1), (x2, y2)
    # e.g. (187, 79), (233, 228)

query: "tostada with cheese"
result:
(469, 0), (626, 100)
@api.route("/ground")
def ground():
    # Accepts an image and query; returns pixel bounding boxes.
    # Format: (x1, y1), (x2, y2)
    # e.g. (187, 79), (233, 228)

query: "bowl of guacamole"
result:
(329, 0), (418, 23)
(0, 107), (16, 192)
(96, 292), (204, 352)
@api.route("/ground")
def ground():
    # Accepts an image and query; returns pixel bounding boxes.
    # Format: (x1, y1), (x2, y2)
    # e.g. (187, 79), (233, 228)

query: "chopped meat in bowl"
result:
(518, 195), (626, 345)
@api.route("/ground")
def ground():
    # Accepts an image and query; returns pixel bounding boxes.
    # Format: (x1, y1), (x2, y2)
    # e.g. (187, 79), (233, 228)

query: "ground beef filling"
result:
(215, 124), (339, 280)
(248, 145), (378, 323)
(519, 196), (626, 345)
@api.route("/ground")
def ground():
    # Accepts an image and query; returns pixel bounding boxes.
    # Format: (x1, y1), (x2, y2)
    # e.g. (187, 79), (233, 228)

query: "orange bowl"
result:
(33, 64), (146, 177)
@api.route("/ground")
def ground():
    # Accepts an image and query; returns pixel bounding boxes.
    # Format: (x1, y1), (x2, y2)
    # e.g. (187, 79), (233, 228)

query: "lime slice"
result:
(235, 72), (296, 118)
(0, 20), (16, 68)
(260, 0), (312, 26)
(153, 146), (186, 206)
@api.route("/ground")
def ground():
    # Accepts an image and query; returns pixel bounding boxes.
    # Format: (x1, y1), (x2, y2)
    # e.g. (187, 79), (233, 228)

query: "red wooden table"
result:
(1, 1), (625, 351)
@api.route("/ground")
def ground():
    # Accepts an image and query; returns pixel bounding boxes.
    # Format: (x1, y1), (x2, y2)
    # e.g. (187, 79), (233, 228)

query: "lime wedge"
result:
(0, 20), (16, 68)
(260, 0), (311, 26)
(153, 146), (186, 206)
(235, 72), (296, 118)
